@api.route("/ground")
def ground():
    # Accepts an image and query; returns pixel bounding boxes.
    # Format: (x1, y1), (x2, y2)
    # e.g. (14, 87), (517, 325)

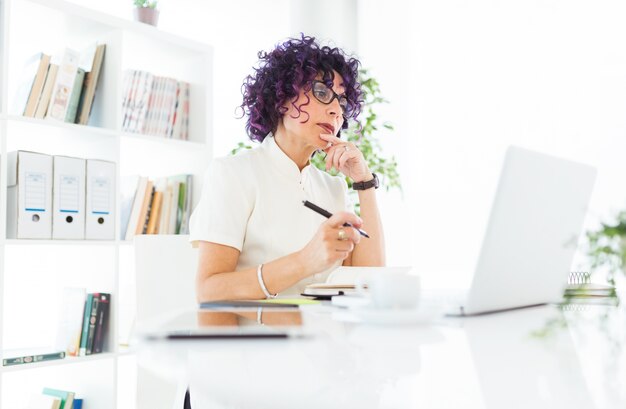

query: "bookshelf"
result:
(0, 0), (213, 408)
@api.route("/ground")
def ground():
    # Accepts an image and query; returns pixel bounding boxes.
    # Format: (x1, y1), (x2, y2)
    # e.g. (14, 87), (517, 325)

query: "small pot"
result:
(134, 7), (160, 26)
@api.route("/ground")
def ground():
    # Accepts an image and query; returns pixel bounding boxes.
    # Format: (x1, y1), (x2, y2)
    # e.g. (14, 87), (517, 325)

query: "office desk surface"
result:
(139, 304), (626, 409)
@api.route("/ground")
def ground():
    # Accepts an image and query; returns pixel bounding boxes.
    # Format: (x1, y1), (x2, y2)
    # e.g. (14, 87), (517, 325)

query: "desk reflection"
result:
(196, 309), (303, 327)
(139, 305), (626, 409)
(184, 309), (440, 409)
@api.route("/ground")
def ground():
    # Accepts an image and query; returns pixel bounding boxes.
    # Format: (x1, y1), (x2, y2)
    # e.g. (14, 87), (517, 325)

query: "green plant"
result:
(586, 210), (626, 286)
(134, 0), (158, 8)
(231, 69), (402, 212)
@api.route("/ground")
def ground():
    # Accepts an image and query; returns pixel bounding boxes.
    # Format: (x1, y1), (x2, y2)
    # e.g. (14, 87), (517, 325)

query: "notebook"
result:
(301, 266), (412, 299)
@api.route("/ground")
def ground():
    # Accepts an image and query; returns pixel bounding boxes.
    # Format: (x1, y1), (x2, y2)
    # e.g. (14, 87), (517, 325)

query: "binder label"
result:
(59, 174), (79, 213)
(91, 177), (110, 215)
(25, 172), (46, 212)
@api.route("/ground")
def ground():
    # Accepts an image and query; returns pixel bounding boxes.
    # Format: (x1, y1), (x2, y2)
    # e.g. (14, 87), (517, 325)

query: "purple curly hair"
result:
(239, 34), (363, 143)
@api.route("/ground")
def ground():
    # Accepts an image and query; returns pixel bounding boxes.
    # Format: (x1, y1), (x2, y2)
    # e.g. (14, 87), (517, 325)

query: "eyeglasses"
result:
(311, 81), (352, 116)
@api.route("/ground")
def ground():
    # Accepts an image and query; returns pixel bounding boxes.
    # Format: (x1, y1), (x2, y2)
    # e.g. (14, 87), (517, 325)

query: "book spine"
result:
(3, 351), (66, 366)
(141, 186), (156, 234)
(179, 175), (192, 234)
(24, 54), (51, 117)
(65, 68), (86, 123)
(78, 293), (94, 356)
(92, 293), (110, 354)
(77, 44), (106, 125)
(176, 182), (186, 234)
(47, 48), (80, 121)
(121, 70), (132, 130)
(183, 82), (190, 140)
(35, 64), (59, 119)
(146, 191), (162, 234)
(85, 294), (100, 355)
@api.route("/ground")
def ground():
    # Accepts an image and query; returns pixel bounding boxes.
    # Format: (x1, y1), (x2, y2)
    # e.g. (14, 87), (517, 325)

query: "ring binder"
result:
(568, 271), (591, 285)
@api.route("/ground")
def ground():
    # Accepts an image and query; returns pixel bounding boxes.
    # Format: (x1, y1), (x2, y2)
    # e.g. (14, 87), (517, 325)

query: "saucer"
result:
(349, 304), (444, 325)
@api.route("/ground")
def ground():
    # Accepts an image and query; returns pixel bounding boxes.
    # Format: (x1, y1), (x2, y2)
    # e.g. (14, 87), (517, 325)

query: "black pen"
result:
(302, 200), (370, 238)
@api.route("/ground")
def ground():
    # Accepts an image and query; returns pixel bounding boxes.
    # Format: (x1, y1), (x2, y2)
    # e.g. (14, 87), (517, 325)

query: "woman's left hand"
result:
(319, 133), (372, 183)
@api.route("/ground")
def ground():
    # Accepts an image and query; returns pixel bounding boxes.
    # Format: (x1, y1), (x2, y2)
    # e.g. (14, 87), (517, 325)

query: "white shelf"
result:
(0, 0), (213, 407)
(120, 131), (206, 150)
(3, 115), (118, 138)
(22, 0), (211, 53)
(4, 239), (118, 246)
(1, 352), (120, 373)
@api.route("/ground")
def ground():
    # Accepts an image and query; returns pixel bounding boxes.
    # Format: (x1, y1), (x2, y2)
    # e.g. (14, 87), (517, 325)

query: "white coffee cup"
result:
(355, 273), (421, 310)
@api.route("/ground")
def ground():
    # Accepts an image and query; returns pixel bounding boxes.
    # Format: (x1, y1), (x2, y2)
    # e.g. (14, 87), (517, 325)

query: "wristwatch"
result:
(352, 173), (379, 190)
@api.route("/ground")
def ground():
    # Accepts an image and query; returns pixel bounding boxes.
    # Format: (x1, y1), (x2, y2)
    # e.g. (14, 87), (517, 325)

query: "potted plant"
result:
(586, 210), (626, 288)
(133, 0), (159, 27)
(231, 69), (402, 214)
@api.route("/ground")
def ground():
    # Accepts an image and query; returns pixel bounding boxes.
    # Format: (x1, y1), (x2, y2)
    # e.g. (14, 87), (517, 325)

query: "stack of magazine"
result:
(563, 271), (618, 306)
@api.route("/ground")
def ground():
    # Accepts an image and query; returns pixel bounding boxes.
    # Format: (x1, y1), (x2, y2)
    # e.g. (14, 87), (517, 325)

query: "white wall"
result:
(360, 0), (626, 288)
(66, 0), (291, 157)
(289, 0), (358, 54)
(68, 0), (626, 288)
(156, 0), (292, 156)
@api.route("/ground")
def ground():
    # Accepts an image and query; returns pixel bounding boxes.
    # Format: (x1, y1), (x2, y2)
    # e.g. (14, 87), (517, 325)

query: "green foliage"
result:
(230, 141), (253, 156)
(231, 69), (402, 212)
(586, 210), (626, 286)
(134, 0), (158, 9)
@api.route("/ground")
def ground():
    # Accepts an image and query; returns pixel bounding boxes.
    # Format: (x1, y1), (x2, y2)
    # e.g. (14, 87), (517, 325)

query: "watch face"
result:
(372, 173), (379, 188)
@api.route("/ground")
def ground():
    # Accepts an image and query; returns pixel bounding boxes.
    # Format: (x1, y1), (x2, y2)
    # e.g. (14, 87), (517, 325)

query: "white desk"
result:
(139, 303), (626, 409)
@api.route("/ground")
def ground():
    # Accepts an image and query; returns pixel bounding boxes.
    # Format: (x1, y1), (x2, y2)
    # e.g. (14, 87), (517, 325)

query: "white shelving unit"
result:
(0, 0), (213, 407)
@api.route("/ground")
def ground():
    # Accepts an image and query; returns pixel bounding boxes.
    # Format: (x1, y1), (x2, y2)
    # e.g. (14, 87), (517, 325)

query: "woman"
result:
(189, 35), (385, 302)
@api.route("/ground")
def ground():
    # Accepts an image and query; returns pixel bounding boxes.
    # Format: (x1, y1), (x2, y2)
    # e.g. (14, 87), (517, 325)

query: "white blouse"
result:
(189, 135), (354, 295)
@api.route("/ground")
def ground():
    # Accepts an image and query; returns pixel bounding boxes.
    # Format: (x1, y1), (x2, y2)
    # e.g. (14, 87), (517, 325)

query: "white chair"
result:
(134, 235), (198, 409)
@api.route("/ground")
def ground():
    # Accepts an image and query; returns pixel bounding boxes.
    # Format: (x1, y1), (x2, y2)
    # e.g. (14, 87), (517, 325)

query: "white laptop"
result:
(447, 146), (596, 316)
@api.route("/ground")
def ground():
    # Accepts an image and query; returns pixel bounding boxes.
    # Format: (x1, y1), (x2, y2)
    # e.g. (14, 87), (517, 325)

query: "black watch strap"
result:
(352, 173), (379, 190)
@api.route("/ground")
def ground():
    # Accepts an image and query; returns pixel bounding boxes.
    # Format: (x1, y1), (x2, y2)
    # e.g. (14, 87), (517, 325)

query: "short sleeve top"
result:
(189, 135), (354, 295)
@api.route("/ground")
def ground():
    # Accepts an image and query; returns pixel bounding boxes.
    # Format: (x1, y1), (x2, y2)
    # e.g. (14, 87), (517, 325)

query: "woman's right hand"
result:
(297, 212), (363, 275)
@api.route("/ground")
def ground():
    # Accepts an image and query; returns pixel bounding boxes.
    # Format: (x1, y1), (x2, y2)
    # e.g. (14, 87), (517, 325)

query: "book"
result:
(182, 82), (190, 140)
(120, 175), (141, 240)
(92, 293), (111, 354)
(163, 78), (178, 138)
(79, 293), (94, 356)
(42, 388), (74, 409)
(180, 174), (193, 234)
(133, 180), (153, 236)
(47, 48), (80, 121)
(564, 271), (616, 299)
(122, 70), (155, 133)
(301, 283), (359, 298)
(167, 179), (181, 234)
(73, 399), (83, 409)
(64, 68), (86, 123)
(564, 283), (616, 298)
(168, 82), (181, 138)
(2, 349), (66, 366)
(55, 287), (86, 356)
(139, 185), (155, 234)
(146, 190), (163, 234)
(22, 53), (52, 117)
(170, 82), (184, 139)
(176, 179), (186, 234)
(76, 43), (106, 125)
(85, 294), (100, 355)
(124, 176), (149, 240)
(34, 64), (59, 119)
(158, 179), (173, 234)
(25, 394), (61, 409)
(137, 71), (156, 133)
